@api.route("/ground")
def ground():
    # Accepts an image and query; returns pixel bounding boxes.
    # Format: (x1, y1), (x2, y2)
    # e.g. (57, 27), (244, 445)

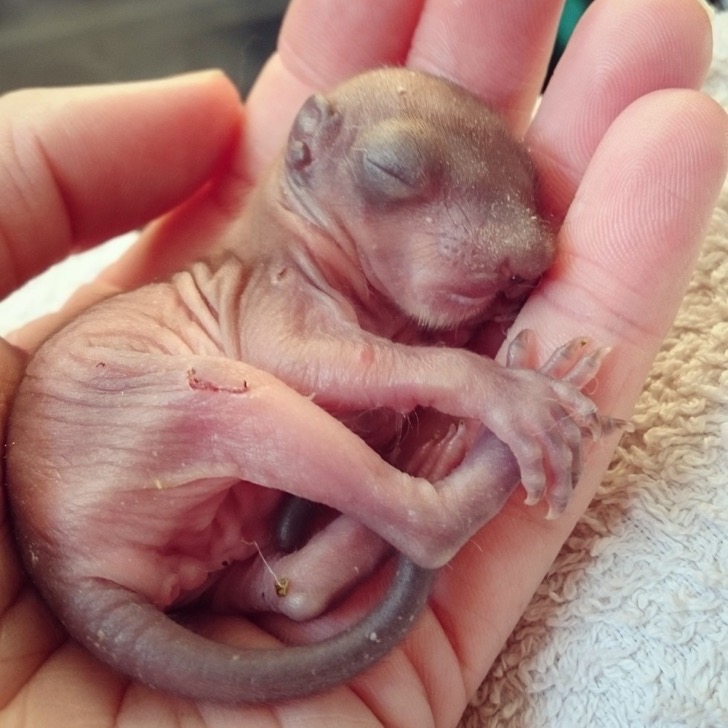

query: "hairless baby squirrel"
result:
(5, 68), (615, 703)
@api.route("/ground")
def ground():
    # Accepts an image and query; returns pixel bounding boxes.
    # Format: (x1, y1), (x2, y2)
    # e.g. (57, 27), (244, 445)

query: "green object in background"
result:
(545, 0), (591, 85)
(556, 0), (591, 55)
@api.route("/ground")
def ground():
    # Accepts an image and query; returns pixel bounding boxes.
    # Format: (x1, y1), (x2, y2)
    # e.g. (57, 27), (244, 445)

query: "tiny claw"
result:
(582, 414), (633, 441)
(601, 416), (635, 435)
(591, 345), (612, 364)
(506, 329), (536, 369)
(521, 463), (547, 507)
(582, 411), (603, 441)
(545, 505), (562, 520)
(545, 491), (571, 520)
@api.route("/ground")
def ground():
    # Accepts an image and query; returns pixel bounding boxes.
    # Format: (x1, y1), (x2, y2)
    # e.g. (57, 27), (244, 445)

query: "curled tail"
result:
(59, 555), (434, 703)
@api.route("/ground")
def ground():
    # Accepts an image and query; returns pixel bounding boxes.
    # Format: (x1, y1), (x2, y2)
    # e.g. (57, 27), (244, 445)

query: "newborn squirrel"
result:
(5, 68), (611, 703)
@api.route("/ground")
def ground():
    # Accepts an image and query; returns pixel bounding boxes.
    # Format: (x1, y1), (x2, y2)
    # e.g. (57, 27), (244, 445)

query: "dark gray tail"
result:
(61, 555), (434, 703)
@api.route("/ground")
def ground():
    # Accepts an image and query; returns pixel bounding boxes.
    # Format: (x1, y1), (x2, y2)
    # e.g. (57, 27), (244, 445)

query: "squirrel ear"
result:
(285, 93), (341, 174)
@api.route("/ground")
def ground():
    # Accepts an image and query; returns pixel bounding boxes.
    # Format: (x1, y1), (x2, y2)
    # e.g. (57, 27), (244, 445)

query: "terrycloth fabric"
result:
(462, 12), (728, 728)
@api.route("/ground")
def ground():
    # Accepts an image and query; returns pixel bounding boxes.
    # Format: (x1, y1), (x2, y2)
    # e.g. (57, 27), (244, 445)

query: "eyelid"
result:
(361, 153), (424, 200)
(358, 121), (434, 201)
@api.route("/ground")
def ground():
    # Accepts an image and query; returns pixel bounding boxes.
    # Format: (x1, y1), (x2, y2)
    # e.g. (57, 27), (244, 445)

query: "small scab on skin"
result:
(186, 368), (249, 394)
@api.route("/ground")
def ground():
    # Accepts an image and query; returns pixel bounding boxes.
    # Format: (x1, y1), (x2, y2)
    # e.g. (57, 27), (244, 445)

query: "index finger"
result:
(529, 0), (712, 220)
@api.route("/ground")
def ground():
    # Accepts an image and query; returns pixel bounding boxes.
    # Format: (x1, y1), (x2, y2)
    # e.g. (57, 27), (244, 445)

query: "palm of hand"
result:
(0, 1), (725, 726)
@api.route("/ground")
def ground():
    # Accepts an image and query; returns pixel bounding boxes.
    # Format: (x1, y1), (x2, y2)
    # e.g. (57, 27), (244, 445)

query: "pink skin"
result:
(258, 332), (611, 621)
(5, 69), (609, 702)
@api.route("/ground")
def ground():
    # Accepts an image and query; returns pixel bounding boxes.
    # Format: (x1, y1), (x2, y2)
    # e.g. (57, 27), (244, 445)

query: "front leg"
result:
(225, 334), (613, 620)
(245, 284), (604, 504)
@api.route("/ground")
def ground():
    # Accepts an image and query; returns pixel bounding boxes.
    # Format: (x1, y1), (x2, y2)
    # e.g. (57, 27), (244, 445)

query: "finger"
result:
(0, 72), (241, 300)
(280, 0), (422, 86)
(243, 0), (423, 176)
(541, 90), (727, 362)
(510, 89), (727, 511)
(529, 0), (713, 219)
(433, 88), (727, 701)
(407, 0), (565, 133)
(0, 339), (25, 497)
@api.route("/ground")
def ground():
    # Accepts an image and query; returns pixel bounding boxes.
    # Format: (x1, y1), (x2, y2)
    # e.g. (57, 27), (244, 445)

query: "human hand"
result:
(0, 71), (244, 722)
(1, 1), (726, 727)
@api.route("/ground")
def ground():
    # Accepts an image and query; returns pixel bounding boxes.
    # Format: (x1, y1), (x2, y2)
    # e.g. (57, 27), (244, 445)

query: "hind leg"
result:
(212, 418), (477, 621)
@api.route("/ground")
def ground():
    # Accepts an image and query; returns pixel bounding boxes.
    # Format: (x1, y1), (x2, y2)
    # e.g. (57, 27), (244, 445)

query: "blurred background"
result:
(0, 0), (287, 94)
(1, 1), (726, 96)
(0, 0), (604, 96)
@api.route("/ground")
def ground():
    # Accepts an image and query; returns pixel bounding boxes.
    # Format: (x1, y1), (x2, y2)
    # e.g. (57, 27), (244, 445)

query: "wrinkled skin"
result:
(1, 0), (725, 725)
(6, 67), (611, 702)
